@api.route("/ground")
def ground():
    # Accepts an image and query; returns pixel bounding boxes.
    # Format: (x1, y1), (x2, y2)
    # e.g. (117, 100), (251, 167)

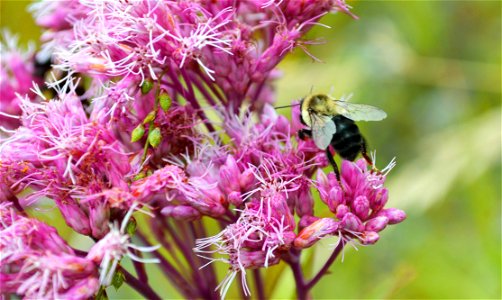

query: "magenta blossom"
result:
(0, 31), (43, 130)
(296, 157), (406, 248)
(0, 203), (99, 299)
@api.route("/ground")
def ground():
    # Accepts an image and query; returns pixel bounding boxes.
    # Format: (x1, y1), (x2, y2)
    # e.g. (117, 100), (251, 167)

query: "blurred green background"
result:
(2, 0), (500, 299)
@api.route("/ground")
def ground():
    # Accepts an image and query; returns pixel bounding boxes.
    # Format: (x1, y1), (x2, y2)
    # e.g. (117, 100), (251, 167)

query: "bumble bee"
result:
(277, 93), (386, 181)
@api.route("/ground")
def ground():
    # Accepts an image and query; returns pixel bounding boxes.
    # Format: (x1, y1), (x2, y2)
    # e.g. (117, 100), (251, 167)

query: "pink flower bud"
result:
(56, 198), (91, 236)
(293, 184), (314, 217)
(352, 195), (370, 220)
(89, 201), (110, 239)
(294, 218), (338, 249)
(371, 188), (388, 211)
(365, 216), (389, 232)
(360, 231), (380, 245)
(58, 278), (100, 299)
(299, 215), (320, 229)
(239, 168), (255, 190)
(377, 208), (407, 224)
(234, 250), (281, 269)
(340, 213), (364, 232)
(341, 160), (359, 187)
(327, 186), (344, 213)
(274, 115), (291, 135)
(316, 169), (329, 189)
(218, 155), (241, 194)
(161, 205), (201, 221)
(227, 191), (243, 206)
(336, 204), (349, 219)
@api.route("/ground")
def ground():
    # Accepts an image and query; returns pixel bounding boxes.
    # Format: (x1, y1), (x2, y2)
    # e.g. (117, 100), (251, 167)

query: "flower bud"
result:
(161, 205), (201, 221)
(294, 185), (314, 217)
(218, 155), (241, 194)
(371, 188), (388, 211)
(158, 92), (171, 112)
(294, 218), (338, 249)
(239, 168), (255, 190)
(335, 204), (349, 219)
(364, 216), (389, 232)
(352, 195), (370, 220)
(141, 79), (154, 94)
(340, 213), (364, 232)
(130, 124), (145, 142)
(327, 186), (344, 213)
(57, 199), (91, 236)
(227, 191), (243, 206)
(377, 208), (407, 224)
(143, 111), (156, 124)
(360, 231), (380, 245)
(89, 202), (110, 239)
(148, 127), (162, 148)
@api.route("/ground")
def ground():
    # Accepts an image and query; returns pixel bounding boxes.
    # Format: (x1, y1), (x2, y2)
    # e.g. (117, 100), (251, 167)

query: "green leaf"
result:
(141, 79), (154, 95)
(148, 127), (162, 148)
(158, 92), (171, 112)
(112, 269), (126, 291)
(130, 124), (145, 142)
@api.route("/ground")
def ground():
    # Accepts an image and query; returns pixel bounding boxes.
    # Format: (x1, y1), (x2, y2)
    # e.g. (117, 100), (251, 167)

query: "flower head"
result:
(0, 31), (43, 130)
(296, 157), (406, 248)
(0, 203), (99, 299)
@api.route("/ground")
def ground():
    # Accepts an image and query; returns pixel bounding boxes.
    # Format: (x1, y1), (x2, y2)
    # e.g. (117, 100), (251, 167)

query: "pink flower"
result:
(299, 157), (406, 247)
(0, 31), (43, 129)
(0, 203), (99, 299)
(194, 161), (299, 298)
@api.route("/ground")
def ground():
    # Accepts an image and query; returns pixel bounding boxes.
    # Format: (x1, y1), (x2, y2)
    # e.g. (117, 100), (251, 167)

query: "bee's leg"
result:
(361, 138), (372, 166)
(326, 148), (342, 184)
(298, 129), (312, 140)
(361, 138), (380, 173)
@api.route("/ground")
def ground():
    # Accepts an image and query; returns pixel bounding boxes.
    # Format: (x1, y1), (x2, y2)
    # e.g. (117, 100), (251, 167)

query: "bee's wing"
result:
(333, 100), (387, 121)
(310, 113), (337, 149)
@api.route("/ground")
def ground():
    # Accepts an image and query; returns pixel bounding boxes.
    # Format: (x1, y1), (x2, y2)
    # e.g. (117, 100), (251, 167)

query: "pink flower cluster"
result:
(0, 32), (44, 129)
(296, 159), (406, 248)
(0, 1), (406, 299)
(0, 203), (99, 299)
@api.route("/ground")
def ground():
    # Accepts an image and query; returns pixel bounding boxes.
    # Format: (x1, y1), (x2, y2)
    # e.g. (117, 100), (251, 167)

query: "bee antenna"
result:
(274, 103), (300, 109)
(309, 85), (314, 94)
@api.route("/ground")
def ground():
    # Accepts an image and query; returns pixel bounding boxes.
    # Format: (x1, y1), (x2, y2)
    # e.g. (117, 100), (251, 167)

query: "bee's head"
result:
(309, 94), (329, 109)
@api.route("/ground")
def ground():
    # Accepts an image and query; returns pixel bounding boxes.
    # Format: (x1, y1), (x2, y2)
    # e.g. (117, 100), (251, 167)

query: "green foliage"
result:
(112, 269), (126, 291)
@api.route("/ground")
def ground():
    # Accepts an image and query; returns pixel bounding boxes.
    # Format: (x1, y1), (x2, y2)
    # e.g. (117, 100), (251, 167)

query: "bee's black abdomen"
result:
(331, 115), (364, 161)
